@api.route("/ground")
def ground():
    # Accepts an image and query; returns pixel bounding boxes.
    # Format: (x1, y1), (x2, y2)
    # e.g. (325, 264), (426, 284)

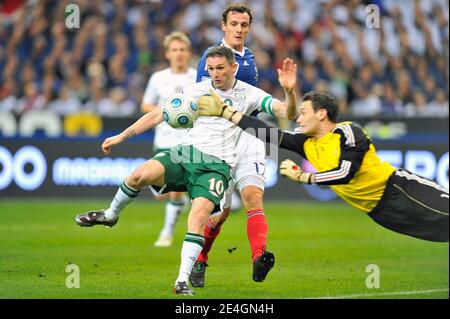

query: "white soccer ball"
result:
(162, 93), (199, 129)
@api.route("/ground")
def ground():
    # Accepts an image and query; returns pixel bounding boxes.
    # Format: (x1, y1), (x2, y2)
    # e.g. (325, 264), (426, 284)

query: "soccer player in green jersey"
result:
(75, 46), (299, 295)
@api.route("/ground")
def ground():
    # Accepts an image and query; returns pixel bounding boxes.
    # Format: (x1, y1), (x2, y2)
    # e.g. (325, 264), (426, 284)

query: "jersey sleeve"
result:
(278, 129), (308, 158)
(248, 86), (277, 116)
(314, 123), (371, 185)
(142, 74), (159, 105)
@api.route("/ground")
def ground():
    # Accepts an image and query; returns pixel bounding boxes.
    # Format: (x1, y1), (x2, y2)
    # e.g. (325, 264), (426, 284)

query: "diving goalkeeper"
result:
(198, 90), (449, 242)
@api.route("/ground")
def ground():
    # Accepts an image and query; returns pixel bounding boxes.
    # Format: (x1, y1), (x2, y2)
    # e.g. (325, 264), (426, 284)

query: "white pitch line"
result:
(306, 288), (449, 299)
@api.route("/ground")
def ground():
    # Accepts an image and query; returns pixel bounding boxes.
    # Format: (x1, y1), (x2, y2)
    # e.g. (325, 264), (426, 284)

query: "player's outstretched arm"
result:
(140, 102), (159, 114)
(198, 93), (307, 156)
(271, 58), (298, 120)
(102, 108), (164, 155)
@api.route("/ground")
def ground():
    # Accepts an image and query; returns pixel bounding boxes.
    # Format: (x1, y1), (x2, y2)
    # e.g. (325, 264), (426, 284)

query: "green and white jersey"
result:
(182, 79), (275, 167)
(143, 67), (197, 149)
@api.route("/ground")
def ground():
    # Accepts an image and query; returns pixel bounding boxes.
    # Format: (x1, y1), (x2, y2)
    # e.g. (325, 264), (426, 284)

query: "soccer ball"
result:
(162, 93), (199, 129)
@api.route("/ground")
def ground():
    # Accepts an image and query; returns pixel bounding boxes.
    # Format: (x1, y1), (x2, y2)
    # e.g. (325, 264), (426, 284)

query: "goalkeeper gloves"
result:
(198, 89), (237, 121)
(279, 159), (313, 184)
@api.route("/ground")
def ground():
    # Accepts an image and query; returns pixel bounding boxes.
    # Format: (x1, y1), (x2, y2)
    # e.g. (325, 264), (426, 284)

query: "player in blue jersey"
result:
(190, 3), (297, 287)
(196, 6), (258, 86)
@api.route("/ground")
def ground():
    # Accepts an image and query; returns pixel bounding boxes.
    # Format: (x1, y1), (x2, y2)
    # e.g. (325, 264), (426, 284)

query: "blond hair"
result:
(163, 31), (192, 51)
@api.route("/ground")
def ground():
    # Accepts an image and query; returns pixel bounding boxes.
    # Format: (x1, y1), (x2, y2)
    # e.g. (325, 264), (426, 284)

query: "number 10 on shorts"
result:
(209, 178), (225, 196)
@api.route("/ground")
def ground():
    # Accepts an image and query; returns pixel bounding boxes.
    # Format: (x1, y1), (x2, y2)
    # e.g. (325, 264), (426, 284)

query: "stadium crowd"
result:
(0, 0), (448, 118)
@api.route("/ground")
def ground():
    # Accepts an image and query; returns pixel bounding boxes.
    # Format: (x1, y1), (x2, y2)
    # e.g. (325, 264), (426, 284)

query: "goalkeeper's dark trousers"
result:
(368, 169), (449, 242)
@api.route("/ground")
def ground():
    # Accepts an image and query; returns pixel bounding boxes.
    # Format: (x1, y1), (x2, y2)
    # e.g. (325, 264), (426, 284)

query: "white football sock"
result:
(104, 181), (140, 221)
(160, 198), (187, 237)
(175, 232), (204, 284)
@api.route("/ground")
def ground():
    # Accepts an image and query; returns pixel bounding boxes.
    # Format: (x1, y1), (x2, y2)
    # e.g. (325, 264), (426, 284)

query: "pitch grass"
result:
(0, 199), (448, 299)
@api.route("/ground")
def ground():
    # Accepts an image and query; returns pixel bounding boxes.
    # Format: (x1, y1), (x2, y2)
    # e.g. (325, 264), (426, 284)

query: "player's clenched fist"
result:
(280, 159), (313, 184)
(198, 89), (237, 120)
(102, 134), (124, 155)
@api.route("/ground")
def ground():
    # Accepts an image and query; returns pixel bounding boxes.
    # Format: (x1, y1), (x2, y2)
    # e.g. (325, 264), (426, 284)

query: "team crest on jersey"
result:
(234, 92), (246, 101)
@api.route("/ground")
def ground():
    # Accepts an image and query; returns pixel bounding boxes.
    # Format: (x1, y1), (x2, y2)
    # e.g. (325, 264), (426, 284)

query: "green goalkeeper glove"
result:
(280, 159), (313, 184)
(198, 89), (237, 120)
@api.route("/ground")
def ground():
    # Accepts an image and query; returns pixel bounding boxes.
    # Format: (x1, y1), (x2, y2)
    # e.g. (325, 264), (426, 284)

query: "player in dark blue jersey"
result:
(190, 3), (296, 289)
(196, 4), (258, 86)
(196, 42), (258, 86)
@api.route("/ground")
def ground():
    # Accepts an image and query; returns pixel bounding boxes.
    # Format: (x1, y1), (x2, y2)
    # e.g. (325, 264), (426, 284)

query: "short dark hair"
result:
(205, 46), (236, 65)
(222, 3), (253, 25)
(302, 91), (338, 122)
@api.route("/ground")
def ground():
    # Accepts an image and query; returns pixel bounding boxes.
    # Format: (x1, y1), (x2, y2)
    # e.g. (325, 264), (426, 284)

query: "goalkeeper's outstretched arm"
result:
(237, 114), (307, 157)
(197, 89), (306, 155)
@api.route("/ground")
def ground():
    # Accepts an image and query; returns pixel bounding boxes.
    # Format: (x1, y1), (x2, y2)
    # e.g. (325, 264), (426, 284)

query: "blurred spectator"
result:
(48, 85), (81, 115)
(254, 49), (278, 86)
(381, 82), (404, 116)
(406, 89), (449, 117)
(0, 0), (447, 118)
(16, 81), (45, 114)
(423, 76), (437, 101)
(405, 90), (432, 117)
(300, 63), (318, 94)
(396, 70), (413, 105)
(0, 80), (18, 112)
(41, 72), (59, 105)
(97, 86), (136, 117)
(351, 65), (376, 101)
(427, 89), (450, 117)
(351, 83), (382, 117)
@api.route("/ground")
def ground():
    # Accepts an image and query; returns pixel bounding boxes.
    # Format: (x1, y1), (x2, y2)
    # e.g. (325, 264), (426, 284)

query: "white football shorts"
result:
(220, 135), (266, 210)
